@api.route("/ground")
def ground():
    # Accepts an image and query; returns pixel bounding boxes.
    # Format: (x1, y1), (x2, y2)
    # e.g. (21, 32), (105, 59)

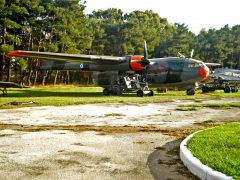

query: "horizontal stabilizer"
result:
(0, 82), (29, 88)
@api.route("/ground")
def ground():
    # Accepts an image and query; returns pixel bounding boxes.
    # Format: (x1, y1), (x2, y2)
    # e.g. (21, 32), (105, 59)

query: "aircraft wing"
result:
(211, 73), (240, 81)
(6, 50), (127, 64)
(0, 82), (29, 88)
(205, 63), (222, 68)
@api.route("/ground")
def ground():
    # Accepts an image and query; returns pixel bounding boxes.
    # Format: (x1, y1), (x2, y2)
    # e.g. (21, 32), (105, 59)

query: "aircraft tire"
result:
(202, 86), (209, 93)
(186, 88), (195, 96)
(137, 90), (144, 97)
(112, 85), (122, 95)
(148, 90), (154, 96)
(224, 86), (231, 93)
(231, 87), (238, 93)
(103, 88), (110, 96)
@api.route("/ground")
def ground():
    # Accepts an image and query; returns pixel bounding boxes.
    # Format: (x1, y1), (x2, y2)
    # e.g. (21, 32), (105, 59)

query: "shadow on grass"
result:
(3, 89), (136, 98)
(6, 90), (101, 97)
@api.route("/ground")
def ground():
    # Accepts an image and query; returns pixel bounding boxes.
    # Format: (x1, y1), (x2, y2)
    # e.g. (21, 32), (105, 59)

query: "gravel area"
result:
(0, 98), (239, 180)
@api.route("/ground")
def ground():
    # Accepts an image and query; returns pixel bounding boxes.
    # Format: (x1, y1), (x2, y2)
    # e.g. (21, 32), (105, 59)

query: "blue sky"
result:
(84, 0), (240, 34)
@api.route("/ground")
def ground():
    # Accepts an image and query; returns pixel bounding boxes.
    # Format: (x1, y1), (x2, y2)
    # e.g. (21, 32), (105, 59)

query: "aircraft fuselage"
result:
(40, 57), (208, 90)
(6, 49), (209, 96)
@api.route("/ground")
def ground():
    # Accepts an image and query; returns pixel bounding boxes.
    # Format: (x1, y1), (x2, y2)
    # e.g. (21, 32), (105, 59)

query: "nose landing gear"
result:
(186, 88), (196, 95)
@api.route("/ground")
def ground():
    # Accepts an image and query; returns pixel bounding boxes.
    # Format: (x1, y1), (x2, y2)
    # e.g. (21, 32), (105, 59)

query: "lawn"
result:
(178, 102), (240, 109)
(187, 123), (240, 179)
(0, 85), (240, 108)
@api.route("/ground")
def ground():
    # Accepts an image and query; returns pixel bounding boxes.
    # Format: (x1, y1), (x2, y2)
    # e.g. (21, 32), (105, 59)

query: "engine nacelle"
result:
(129, 55), (145, 71)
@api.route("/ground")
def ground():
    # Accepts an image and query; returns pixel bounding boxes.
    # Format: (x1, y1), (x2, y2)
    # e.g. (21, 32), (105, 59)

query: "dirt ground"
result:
(0, 97), (240, 180)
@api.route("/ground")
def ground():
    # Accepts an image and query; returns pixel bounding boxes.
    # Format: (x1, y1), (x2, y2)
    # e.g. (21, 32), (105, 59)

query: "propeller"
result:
(190, 49), (194, 59)
(178, 52), (185, 58)
(144, 40), (148, 59)
(177, 49), (194, 59)
(141, 40), (150, 66)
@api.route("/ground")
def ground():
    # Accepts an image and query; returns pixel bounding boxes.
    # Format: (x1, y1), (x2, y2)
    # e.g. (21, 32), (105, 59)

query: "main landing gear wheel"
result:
(137, 90), (144, 97)
(224, 86), (231, 93)
(103, 88), (110, 96)
(231, 87), (238, 93)
(136, 89), (154, 97)
(148, 90), (154, 96)
(186, 88), (195, 96)
(202, 86), (209, 93)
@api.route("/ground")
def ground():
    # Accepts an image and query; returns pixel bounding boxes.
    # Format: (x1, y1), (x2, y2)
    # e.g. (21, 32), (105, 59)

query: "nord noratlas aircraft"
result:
(6, 41), (210, 97)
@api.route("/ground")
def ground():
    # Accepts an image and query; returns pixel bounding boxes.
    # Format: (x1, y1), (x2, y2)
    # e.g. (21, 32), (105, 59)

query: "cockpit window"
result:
(168, 62), (184, 71)
(188, 63), (202, 68)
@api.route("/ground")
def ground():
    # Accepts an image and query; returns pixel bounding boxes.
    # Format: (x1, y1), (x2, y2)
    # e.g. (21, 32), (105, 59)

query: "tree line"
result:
(1, 0), (240, 85)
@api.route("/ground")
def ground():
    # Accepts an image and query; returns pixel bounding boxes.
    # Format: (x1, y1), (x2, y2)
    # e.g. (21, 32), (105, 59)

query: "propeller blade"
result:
(144, 40), (148, 59)
(142, 40), (150, 66)
(190, 49), (194, 58)
(178, 52), (185, 58)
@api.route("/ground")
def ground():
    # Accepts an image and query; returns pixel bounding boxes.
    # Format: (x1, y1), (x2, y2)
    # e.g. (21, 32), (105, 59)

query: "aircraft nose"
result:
(200, 65), (209, 79)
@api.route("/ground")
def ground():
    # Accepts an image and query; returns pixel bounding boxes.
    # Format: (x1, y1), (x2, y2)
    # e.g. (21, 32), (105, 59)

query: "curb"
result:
(180, 130), (234, 180)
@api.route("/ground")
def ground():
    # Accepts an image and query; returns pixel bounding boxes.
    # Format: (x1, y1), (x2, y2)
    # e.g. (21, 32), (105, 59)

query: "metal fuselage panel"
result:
(40, 60), (130, 72)
(40, 57), (203, 89)
(146, 58), (202, 88)
(211, 68), (240, 81)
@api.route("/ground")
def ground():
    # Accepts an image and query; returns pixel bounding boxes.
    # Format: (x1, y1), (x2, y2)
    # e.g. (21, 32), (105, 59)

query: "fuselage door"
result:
(165, 60), (185, 83)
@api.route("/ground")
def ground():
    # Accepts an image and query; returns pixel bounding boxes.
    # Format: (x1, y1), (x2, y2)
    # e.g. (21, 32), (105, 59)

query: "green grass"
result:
(105, 113), (125, 116)
(175, 107), (197, 111)
(203, 103), (240, 108)
(0, 86), (240, 108)
(179, 102), (240, 110)
(187, 123), (240, 179)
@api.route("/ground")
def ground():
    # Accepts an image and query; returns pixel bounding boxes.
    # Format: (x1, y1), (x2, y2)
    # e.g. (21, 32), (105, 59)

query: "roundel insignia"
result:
(80, 64), (84, 69)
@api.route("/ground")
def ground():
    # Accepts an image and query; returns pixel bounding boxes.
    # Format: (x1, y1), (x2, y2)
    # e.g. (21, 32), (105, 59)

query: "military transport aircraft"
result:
(202, 68), (240, 93)
(6, 42), (210, 96)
